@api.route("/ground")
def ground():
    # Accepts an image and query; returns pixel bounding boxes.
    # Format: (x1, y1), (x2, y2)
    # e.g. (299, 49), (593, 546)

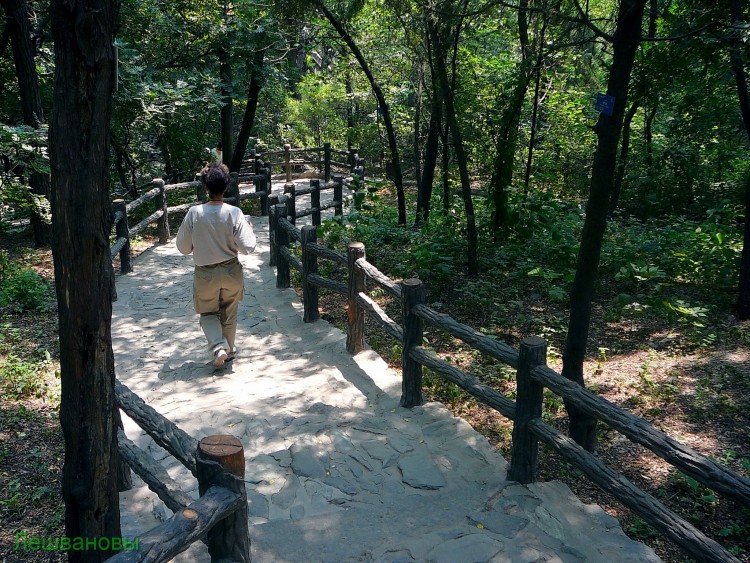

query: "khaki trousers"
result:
(193, 257), (244, 354)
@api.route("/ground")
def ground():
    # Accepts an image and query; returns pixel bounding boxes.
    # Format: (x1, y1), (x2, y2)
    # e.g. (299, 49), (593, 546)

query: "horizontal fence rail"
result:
(110, 381), (250, 562)
(108, 144), (362, 281)
(267, 203), (747, 562)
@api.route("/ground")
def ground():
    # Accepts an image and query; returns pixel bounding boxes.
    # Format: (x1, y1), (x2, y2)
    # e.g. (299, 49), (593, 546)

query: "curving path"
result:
(113, 182), (661, 562)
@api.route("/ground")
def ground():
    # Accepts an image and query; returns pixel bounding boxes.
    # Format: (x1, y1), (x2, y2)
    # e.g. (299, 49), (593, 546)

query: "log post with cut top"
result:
(196, 435), (250, 562)
(346, 242), (366, 354)
(509, 336), (547, 484)
(401, 278), (425, 408)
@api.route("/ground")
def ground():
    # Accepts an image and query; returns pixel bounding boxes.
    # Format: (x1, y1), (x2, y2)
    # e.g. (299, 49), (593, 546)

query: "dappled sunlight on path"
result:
(111, 204), (660, 562)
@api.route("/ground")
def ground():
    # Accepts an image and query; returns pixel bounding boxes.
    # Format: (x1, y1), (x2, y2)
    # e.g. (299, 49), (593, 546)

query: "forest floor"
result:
(1, 213), (749, 561)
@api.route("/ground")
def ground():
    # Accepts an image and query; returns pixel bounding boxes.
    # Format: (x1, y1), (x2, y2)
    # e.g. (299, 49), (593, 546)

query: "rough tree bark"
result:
(561, 0), (647, 451)
(50, 0), (121, 559)
(1, 0), (51, 247)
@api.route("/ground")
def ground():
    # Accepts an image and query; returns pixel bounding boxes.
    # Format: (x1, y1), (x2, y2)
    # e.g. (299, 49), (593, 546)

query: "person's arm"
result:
(234, 214), (257, 254)
(175, 210), (194, 255)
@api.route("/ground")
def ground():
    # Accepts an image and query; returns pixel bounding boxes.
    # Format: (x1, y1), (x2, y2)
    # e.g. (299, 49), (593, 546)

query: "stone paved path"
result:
(114, 183), (660, 562)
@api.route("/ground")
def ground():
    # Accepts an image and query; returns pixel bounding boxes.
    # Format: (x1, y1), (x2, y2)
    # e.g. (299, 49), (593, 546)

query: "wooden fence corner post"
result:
(284, 143), (292, 183)
(274, 203), (290, 289)
(257, 166), (269, 216)
(508, 336), (547, 484)
(267, 194), (279, 267)
(229, 172), (240, 206)
(401, 278), (425, 408)
(333, 175), (343, 216)
(346, 242), (366, 354)
(301, 225), (319, 323)
(196, 435), (250, 563)
(310, 179), (321, 226)
(113, 199), (132, 274)
(323, 142), (331, 183)
(284, 182), (296, 226)
(154, 178), (169, 244)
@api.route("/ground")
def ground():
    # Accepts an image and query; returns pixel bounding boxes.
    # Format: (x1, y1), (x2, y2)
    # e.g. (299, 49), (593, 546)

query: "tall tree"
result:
(314, 0), (408, 225)
(729, 0), (750, 319)
(50, 0), (121, 559)
(425, 0), (478, 274)
(1, 0), (51, 246)
(561, 0), (647, 451)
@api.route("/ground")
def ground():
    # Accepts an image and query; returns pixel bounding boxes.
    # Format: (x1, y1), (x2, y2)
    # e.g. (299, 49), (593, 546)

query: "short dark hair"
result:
(205, 164), (229, 196)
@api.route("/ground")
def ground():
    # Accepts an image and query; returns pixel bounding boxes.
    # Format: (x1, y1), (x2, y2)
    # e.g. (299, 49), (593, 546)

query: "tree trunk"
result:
(346, 70), (355, 148)
(414, 60), (423, 196)
(416, 92), (441, 226)
(315, 0), (407, 225)
(561, 0), (647, 452)
(489, 4), (533, 232)
(1, 0), (51, 247)
(523, 63), (543, 198)
(417, 32), (442, 226)
(730, 0), (750, 319)
(608, 100), (639, 216)
(441, 115), (450, 212)
(219, 47), (234, 168)
(50, 0), (121, 560)
(230, 49), (265, 173)
(428, 16), (478, 274)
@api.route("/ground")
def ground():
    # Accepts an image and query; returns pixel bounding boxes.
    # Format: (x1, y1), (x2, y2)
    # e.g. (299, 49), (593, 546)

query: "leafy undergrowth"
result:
(299, 185), (750, 562)
(0, 230), (64, 562)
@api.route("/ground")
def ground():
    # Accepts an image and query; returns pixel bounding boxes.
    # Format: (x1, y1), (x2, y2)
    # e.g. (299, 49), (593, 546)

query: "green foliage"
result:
(282, 75), (349, 147)
(0, 253), (52, 314)
(0, 125), (50, 227)
(0, 352), (52, 401)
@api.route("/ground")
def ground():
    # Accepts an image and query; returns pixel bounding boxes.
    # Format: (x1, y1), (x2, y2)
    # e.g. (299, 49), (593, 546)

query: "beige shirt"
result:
(175, 203), (256, 266)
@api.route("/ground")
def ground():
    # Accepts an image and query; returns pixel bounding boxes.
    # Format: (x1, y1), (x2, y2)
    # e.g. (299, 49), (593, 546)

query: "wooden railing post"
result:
(274, 203), (290, 289)
(268, 195), (279, 267)
(250, 149), (257, 173)
(284, 143), (292, 183)
(229, 172), (240, 206)
(257, 165), (269, 216)
(113, 199), (132, 274)
(284, 182), (296, 226)
(154, 178), (169, 244)
(301, 225), (319, 323)
(346, 242), (366, 354)
(348, 147), (359, 169)
(509, 336), (547, 484)
(323, 142), (331, 182)
(353, 190), (365, 210)
(401, 278), (425, 408)
(196, 435), (250, 562)
(333, 175), (343, 216)
(310, 179), (321, 226)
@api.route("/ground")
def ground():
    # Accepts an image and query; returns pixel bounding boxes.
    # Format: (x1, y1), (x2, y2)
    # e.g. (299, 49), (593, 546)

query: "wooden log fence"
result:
(108, 380), (250, 562)
(269, 216), (750, 563)
(109, 168), (271, 276)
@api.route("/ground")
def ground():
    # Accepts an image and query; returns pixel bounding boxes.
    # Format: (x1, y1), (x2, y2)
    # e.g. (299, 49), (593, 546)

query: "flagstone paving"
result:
(114, 182), (660, 562)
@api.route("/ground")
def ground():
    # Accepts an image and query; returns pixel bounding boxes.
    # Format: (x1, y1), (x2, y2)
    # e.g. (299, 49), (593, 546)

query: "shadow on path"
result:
(112, 207), (660, 562)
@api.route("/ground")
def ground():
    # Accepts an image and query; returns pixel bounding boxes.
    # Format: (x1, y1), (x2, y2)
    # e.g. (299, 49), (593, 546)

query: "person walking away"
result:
(210, 142), (223, 165)
(176, 164), (256, 368)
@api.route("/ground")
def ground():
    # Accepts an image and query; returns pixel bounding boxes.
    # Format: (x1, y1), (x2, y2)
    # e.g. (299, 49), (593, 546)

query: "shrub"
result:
(0, 264), (52, 313)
